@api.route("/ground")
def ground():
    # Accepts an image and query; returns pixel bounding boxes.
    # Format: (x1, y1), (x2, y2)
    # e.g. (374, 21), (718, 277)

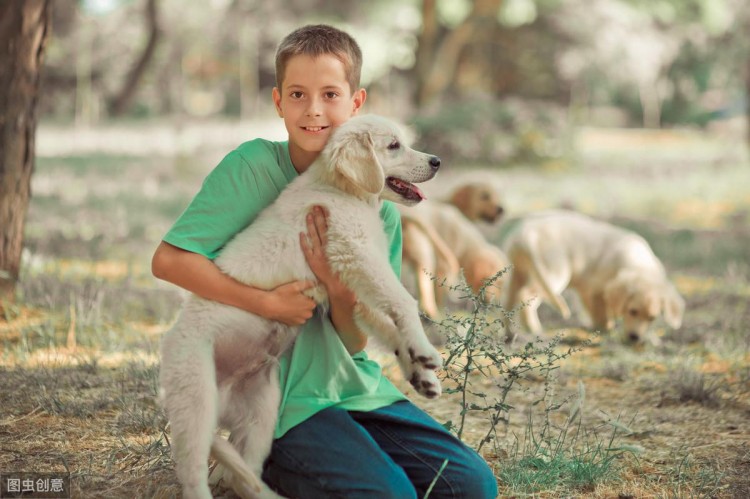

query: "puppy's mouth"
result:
(386, 177), (425, 202)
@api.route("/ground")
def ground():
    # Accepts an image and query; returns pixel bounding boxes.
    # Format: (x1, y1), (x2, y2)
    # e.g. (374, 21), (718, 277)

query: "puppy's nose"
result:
(627, 332), (640, 342)
(429, 156), (441, 170)
(497, 206), (504, 216)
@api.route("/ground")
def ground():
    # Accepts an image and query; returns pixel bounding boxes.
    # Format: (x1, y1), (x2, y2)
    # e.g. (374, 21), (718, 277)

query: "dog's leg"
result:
(503, 269), (527, 341)
(161, 337), (217, 499)
(328, 238), (442, 397)
(355, 301), (441, 398)
(520, 295), (544, 335)
(402, 222), (441, 319)
(587, 291), (612, 332)
(225, 363), (283, 499)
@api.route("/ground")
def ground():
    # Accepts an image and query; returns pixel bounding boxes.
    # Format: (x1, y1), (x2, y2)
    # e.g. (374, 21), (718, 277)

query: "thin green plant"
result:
(431, 269), (588, 451)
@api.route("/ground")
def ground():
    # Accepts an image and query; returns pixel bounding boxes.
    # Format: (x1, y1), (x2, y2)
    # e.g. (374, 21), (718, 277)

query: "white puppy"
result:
(503, 210), (685, 342)
(159, 115), (443, 499)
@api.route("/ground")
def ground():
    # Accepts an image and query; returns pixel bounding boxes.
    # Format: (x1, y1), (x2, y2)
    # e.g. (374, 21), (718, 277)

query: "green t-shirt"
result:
(163, 138), (407, 438)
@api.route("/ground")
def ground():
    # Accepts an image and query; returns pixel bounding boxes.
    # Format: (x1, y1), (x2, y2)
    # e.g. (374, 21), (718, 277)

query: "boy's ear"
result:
(351, 88), (366, 115)
(272, 87), (283, 117)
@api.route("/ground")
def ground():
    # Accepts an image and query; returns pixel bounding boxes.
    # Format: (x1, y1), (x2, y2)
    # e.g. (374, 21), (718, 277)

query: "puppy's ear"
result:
(662, 283), (685, 329)
(450, 185), (474, 219)
(331, 131), (384, 195)
(604, 273), (630, 322)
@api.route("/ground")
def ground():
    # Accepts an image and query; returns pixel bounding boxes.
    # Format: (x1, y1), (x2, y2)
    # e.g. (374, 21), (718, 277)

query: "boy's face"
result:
(273, 54), (366, 170)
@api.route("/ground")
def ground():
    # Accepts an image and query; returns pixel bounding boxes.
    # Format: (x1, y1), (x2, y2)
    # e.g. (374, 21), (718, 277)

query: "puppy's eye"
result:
(481, 193), (491, 201)
(628, 309), (639, 317)
(388, 141), (401, 150)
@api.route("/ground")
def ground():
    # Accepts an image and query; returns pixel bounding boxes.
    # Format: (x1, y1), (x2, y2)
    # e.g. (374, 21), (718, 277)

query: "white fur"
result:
(398, 199), (509, 319)
(159, 115), (443, 499)
(503, 209), (685, 343)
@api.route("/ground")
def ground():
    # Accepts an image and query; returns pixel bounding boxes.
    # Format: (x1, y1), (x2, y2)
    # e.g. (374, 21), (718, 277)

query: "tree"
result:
(108, 0), (161, 116)
(0, 0), (52, 299)
(413, 0), (504, 108)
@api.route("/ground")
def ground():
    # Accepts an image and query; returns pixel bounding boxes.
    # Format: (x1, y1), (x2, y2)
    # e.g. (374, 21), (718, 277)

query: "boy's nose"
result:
(305, 98), (322, 117)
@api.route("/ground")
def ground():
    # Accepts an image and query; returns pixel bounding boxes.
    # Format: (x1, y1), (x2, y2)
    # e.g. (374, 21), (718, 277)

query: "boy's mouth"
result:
(302, 126), (329, 133)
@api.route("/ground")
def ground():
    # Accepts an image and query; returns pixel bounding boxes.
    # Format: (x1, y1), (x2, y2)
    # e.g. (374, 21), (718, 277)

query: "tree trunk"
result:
(108, 0), (160, 116)
(746, 53), (750, 148)
(0, 0), (51, 299)
(414, 0), (503, 108)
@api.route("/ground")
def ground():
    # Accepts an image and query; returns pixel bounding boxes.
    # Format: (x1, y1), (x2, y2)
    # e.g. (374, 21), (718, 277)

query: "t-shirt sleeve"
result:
(379, 201), (403, 279)
(163, 150), (273, 260)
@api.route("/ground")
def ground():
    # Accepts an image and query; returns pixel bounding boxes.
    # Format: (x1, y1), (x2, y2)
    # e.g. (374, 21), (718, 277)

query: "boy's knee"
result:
(439, 454), (498, 499)
(368, 468), (417, 499)
(462, 463), (498, 498)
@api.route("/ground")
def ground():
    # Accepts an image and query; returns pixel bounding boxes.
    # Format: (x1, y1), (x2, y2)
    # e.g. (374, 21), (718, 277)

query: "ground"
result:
(1, 121), (748, 498)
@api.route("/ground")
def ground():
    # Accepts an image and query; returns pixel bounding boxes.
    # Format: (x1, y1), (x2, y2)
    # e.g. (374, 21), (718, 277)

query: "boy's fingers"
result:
(312, 206), (328, 245)
(306, 213), (321, 245)
(296, 280), (316, 292)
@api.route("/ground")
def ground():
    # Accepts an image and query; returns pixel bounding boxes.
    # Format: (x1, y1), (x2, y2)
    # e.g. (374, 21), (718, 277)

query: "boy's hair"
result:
(275, 24), (363, 94)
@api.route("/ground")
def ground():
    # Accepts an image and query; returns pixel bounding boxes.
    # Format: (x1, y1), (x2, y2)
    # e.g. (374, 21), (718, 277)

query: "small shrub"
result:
(669, 368), (724, 407)
(431, 270), (586, 450)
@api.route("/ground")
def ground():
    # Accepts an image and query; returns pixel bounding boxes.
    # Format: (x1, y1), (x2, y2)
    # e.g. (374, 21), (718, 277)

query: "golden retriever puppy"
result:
(399, 199), (509, 318)
(160, 115), (443, 499)
(449, 183), (505, 223)
(503, 210), (685, 343)
(400, 214), (460, 319)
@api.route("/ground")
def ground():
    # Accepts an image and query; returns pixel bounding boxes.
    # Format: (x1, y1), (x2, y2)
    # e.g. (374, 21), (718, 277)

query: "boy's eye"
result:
(388, 141), (401, 150)
(290, 91), (304, 99)
(324, 91), (338, 99)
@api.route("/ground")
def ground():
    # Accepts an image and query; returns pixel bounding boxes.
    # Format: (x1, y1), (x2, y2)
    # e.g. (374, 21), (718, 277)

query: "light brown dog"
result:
(503, 210), (685, 343)
(399, 184), (508, 318)
(450, 183), (505, 223)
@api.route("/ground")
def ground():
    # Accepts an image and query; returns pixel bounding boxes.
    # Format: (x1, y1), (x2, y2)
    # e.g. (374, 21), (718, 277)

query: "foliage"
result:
(38, 0), (749, 132)
(431, 270), (577, 447)
(430, 272), (635, 493)
(411, 96), (573, 166)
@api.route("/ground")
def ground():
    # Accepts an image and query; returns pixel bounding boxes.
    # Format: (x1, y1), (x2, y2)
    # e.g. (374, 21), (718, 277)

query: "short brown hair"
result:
(274, 24), (363, 93)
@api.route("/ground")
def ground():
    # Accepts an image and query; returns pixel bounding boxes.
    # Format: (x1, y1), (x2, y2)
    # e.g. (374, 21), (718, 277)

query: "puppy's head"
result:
(450, 183), (504, 223)
(604, 270), (685, 343)
(322, 115), (440, 205)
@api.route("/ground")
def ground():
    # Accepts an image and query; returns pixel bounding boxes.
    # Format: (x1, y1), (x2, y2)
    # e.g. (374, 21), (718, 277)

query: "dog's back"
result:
(506, 210), (664, 284)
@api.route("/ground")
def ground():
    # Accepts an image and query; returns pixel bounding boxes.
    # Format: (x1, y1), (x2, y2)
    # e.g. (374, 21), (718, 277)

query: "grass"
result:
(2, 122), (749, 497)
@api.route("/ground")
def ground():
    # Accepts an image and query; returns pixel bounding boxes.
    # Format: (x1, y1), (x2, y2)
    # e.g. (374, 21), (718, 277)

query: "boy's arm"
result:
(300, 207), (367, 354)
(152, 241), (317, 326)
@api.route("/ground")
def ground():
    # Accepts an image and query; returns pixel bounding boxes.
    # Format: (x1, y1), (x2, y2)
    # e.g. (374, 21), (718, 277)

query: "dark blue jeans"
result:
(262, 400), (498, 498)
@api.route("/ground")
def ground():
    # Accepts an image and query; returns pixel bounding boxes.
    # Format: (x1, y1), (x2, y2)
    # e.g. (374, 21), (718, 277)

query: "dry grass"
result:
(2, 122), (749, 497)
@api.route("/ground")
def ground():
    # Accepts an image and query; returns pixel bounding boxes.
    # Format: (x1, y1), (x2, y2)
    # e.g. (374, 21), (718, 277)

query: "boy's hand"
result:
(300, 206), (354, 302)
(265, 280), (317, 326)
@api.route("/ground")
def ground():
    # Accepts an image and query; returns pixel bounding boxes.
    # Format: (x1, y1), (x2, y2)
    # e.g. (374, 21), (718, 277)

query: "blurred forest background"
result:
(40, 0), (749, 162)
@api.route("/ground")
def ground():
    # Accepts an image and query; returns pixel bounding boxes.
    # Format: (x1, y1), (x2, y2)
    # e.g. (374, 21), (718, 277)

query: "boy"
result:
(152, 24), (497, 498)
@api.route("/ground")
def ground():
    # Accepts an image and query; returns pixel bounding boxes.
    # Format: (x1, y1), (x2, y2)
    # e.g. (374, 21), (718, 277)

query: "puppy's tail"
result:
(520, 239), (571, 320)
(403, 216), (460, 279)
(211, 435), (263, 494)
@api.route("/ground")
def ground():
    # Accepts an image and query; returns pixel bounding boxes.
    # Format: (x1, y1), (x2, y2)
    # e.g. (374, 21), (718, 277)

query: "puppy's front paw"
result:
(410, 341), (443, 371)
(395, 340), (442, 398)
(408, 368), (441, 399)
